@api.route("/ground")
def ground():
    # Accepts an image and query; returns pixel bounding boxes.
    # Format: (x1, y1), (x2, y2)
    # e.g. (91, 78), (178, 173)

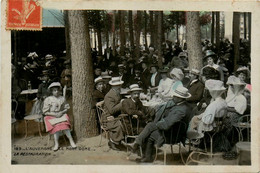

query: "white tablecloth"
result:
(20, 89), (38, 95)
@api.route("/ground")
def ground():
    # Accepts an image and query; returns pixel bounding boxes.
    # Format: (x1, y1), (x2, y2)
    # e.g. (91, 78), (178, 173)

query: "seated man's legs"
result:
(107, 119), (124, 144)
(136, 122), (158, 146)
(141, 129), (164, 162)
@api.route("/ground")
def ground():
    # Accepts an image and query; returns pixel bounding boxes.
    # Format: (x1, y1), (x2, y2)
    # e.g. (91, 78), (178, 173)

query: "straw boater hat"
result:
(109, 77), (124, 86)
(94, 76), (104, 86)
(118, 64), (125, 69)
(128, 84), (142, 93)
(170, 68), (184, 81)
(190, 69), (200, 76)
(205, 80), (226, 91)
(171, 86), (191, 98)
(101, 71), (112, 79)
(28, 52), (38, 58)
(48, 82), (62, 90)
(45, 54), (54, 60)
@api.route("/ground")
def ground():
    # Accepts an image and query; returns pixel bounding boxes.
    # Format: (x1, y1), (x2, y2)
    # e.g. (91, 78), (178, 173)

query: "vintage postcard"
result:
(1, 0), (260, 172)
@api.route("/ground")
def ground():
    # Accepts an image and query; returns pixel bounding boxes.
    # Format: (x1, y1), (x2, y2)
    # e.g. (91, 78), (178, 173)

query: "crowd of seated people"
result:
(11, 38), (251, 161)
(91, 39), (251, 163)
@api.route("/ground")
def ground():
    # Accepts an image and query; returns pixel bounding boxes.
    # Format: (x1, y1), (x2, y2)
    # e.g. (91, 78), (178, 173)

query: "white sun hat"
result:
(205, 79), (226, 91)
(48, 82), (62, 89)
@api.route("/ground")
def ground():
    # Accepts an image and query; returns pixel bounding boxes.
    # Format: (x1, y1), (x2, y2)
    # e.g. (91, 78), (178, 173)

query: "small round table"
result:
(24, 114), (43, 138)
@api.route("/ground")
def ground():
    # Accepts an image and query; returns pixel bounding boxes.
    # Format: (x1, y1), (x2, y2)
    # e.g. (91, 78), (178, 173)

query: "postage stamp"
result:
(6, 0), (42, 30)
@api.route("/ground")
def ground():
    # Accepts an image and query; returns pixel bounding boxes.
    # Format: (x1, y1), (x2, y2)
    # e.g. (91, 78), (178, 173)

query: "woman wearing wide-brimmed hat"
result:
(43, 82), (76, 151)
(201, 50), (224, 82)
(157, 66), (173, 100)
(188, 80), (227, 142)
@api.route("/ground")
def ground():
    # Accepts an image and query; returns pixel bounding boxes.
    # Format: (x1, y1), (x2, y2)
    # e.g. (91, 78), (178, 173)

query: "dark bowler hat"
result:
(150, 63), (159, 69)
(204, 50), (217, 60)
(127, 58), (136, 64)
(159, 66), (170, 73)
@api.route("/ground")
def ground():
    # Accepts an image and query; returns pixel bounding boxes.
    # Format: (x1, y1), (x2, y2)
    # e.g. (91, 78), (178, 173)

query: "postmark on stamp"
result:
(6, 0), (42, 31)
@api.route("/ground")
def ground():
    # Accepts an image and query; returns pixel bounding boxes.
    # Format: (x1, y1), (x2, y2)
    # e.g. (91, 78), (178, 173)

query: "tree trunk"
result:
(157, 11), (163, 68)
(144, 11), (148, 50)
(119, 10), (126, 56)
(128, 10), (134, 51)
(149, 11), (154, 47)
(97, 29), (102, 55)
(233, 12), (240, 71)
(64, 10), (71, 60)
(154, 11), (159, 49)
(244, 12), (247, 39)
(176, 12), (179, 42)
(216, 12), (220, 53)
(112, 11), (116, 56)
(105, 30), (109, 49)
(176, 24), (179, 42)
(94, 31), (97, 49)
(161, 12), (165, 42)
(68, 10), (98, 139)
(211, 12), (215, 44)
(186, 12), (203, 70)
(134, 11), (142, 60)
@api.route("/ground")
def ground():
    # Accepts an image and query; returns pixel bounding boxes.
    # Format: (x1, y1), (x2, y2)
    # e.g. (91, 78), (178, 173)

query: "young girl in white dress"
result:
(43, 82), (76, 151)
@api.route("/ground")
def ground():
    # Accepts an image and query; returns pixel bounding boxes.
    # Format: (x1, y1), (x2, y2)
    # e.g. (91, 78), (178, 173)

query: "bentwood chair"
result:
(96, 101), (127, 147)
(186, 117), (226, 165)
(232, 114), (251, 142)
(153, 121), (187, 165)
(11, 99), (19, 138)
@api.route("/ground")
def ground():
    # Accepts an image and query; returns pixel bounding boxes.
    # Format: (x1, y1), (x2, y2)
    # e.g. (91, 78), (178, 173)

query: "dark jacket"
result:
(149, 72), (162, 88)
(37, 81), (50, 99)
(186, 79), (205, 103)
(92, 89), (105, 108)
(102, 89), (122, 121)
(141, 68), (150, 90)
(155, 101), (192, 146)
(122, 98), (146, 117)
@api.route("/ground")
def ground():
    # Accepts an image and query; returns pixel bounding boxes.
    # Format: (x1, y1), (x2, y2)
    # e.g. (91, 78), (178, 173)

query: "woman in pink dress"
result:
(43, 82), (76, 151)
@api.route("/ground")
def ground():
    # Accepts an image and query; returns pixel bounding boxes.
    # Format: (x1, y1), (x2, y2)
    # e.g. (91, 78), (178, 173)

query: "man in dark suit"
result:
(102, 77), (124, 150)
(122, 86), (193, 162)
(92, 76), (105, 109)
(121, 84), (147, 134)
(122, 84), (146, 118)
(149, 64), (162, 93)
(140, 60), (150, 92)
(186, 69), (205, 109)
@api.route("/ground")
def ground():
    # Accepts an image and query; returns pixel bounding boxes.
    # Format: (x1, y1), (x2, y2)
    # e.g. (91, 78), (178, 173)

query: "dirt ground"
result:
(11, 120), (240, 165)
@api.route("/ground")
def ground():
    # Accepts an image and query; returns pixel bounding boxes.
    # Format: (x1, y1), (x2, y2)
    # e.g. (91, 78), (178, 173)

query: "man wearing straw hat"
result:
(102, 77), (124, 151)
(101, 71), (112, 95)
(121, 84), (146, 119)
(186, 69), (205, 109)
(122, 86), (193, 162)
